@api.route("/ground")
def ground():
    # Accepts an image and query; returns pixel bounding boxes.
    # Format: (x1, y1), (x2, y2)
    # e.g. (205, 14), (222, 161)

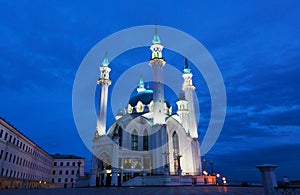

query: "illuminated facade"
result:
(89, 30), (209, 186)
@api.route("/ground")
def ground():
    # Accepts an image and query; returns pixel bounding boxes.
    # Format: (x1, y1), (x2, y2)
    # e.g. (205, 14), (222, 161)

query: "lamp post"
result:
(202, 159), (207, 174)
(162, 152), (169, 175)
(176, 155), (182, 176)
(209, 160), (214, 176)
(96, 163), (101, 187)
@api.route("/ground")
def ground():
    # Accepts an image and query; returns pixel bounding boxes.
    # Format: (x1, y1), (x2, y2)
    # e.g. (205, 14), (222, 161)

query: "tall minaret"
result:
(182, 58), (198, 138)
(96, 51), (112, 136)
(149, 27), (166, 124)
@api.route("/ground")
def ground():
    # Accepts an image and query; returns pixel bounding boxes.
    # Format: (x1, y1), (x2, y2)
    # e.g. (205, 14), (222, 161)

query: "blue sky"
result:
(1, 0), (300, 182)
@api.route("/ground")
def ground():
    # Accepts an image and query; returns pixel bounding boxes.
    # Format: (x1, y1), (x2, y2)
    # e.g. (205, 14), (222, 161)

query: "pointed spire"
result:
(138, 75), (144, 88)
(101, 50), (109, 66)
(178, 92), (186, 100)
(184, 58), (189, 69)
(183, 58), (191, 74)
(152, 25), (161, 44)
(137, 75), (146, 93)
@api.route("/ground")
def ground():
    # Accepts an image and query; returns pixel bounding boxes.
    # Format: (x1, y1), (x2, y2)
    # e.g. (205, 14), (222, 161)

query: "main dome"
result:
(128, 90), (171, 108)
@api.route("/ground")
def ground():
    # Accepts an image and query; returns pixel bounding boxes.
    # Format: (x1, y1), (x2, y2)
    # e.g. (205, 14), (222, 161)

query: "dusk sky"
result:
(1, 0), (300, 182)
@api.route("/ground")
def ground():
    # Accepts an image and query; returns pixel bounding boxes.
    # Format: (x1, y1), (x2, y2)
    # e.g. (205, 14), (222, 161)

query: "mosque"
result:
(89, 30), (215, 186)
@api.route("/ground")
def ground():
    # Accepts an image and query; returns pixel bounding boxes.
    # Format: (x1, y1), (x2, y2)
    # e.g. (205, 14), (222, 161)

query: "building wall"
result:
(0, 118), (53, 189)
(51, 157), (85, 188)
(0, 118), (86, 189)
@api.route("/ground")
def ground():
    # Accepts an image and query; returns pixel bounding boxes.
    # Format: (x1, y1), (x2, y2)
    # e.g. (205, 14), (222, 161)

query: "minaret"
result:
(176, 93), (189, 134)
(96, 51), (112, 135)
(149, 27), (166, 124)
(182, 58), (198, 138)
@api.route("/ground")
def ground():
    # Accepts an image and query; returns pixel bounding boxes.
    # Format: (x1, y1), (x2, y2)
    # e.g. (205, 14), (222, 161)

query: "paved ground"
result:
(0, 186), (269, 195)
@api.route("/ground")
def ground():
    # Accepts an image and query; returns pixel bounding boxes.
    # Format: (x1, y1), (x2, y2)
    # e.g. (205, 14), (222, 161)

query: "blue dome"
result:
(129, 90), (153, 106)
(128, 90), (171, 108)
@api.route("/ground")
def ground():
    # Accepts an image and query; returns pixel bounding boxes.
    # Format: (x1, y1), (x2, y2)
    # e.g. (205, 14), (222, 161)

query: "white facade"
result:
(89, 30), (203, 186)
(0, 117), (86, 189)
(51, 154), (85, 188)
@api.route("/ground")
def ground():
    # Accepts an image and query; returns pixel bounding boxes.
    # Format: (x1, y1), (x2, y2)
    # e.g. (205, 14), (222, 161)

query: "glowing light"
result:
(216, 173), (220, 177)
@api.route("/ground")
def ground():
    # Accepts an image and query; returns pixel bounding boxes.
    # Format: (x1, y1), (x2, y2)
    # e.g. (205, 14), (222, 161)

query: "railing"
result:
(275, 186), (299, 195)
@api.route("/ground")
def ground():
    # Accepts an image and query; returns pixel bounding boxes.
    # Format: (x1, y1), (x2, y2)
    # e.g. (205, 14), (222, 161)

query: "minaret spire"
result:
(149, 27), (166, 124)
(137, 75), (146, 93)
(96, 51), (112, 135)
(102, 50), (109, 66)
(182, 58), (198, 138)
(152, 25), (161, 44)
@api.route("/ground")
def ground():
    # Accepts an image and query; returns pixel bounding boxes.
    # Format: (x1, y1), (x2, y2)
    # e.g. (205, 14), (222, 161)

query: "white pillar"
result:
(96, 52), (111, 135)
(182, 59), (198, 138)
(151, 63), (165, 124)
(111, 168), (118, 186)
(97, 83), (110, 135)
(149, 28), (166, 125)
(257, 164), (278, 195)
(89, 154), (98, 187)
(183, 81), (198, 138)
(176, 98), (189, 134)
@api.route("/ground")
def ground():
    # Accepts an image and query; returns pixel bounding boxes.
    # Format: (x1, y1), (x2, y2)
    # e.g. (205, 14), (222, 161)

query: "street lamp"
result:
(202, 159), (207, 172)
(209, 160), (214, 176)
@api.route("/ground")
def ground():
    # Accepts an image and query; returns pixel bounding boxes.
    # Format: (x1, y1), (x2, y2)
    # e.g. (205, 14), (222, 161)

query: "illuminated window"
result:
(123, 158), (132, 169)
(133, 158), (141, 169)
(180, 104), (184, 110)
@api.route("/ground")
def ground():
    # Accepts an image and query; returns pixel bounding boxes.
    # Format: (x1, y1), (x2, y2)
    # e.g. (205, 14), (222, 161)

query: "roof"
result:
(128, 90), (171, 108)
(50, 153), (84, 159)
(0, 117), (52, 158)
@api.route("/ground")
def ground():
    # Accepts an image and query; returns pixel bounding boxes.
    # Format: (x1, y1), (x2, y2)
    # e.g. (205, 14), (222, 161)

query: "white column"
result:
(183, 73), (198, 138)
(176, 99), (189, 134)
(97, 83), (110, 135)
(152, 63), (165, 124)
(149, 29), (166, 125)
(96, 54), (111, 136)
(257, 164), (278, 195)
(111, 168), (118, 186)
(89, 154), (98, 187)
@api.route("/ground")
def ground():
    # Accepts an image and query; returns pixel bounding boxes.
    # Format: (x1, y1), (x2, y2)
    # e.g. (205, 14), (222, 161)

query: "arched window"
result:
(172, 132), (180, 172)
(143, 130), (148, 151)
(131, 130), (138, 151)
(180, 104), (184, 110)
